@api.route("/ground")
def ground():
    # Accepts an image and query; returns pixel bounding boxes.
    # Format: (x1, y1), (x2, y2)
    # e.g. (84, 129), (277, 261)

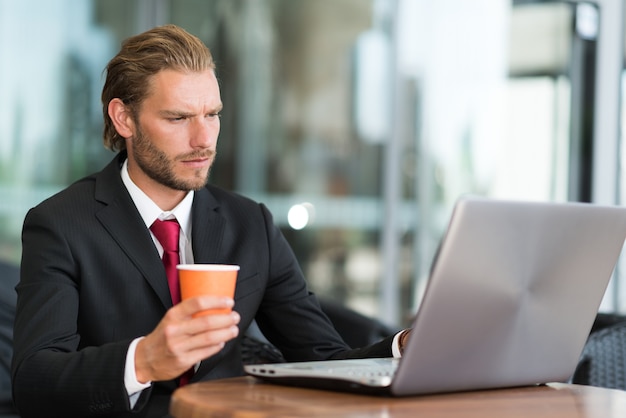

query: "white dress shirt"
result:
(120, 159), (195, 404)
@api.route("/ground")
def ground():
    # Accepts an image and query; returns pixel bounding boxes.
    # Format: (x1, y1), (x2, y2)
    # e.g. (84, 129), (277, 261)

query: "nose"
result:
(190, 116), (220, 149)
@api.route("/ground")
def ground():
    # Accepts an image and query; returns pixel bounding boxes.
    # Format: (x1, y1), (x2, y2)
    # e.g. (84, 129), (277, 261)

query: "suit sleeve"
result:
(252, 204), (394, 361)
(11, 206), (141, 418)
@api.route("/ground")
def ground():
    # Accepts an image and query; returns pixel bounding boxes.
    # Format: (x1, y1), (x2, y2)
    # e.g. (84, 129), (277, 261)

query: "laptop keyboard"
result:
(246, 358), (400, 388)
(333, 363), (398, 378)
(287, 358), (398, 385)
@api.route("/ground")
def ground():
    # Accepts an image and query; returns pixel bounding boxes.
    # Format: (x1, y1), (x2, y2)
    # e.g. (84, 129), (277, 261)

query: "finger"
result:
(173, 296), (235, 319)
(157, 310), (238, 356)
(179, 313), (240, 348)
(162, 311), (239, 350)
(188, 311), (240, 332)
(185, 325), (240, 357)
(167, 311), (239, 345)
(171, 323), (240, 367)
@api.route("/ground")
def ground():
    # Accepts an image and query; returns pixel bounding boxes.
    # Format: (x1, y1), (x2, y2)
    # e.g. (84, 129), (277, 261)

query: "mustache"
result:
(177, 149), (216, 161)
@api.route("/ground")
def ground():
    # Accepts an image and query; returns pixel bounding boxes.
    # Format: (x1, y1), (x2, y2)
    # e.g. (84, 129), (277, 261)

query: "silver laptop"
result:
(245, 196), (626, 396)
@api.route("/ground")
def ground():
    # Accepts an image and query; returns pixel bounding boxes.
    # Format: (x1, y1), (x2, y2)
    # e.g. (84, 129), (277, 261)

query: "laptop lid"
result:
(246, 197), (626, 396)
(391, 196), (626, 395)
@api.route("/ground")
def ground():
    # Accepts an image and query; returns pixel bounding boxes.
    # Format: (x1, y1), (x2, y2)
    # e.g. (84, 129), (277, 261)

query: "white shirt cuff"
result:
(125, 337), (152, 404)
(391, 331), (404, 358)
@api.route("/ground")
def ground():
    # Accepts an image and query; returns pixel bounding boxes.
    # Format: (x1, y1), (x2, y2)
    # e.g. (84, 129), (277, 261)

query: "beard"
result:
(131, 125), (215, 192)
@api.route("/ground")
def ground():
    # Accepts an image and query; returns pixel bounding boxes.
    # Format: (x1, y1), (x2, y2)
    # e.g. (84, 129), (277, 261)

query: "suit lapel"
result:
(93, 153), (173, 309)
(190, 187), (226, 264)
(189, 188), (233, 379)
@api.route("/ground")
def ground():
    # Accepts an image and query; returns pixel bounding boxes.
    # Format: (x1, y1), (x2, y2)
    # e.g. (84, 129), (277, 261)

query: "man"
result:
(12, 25), (410, 418)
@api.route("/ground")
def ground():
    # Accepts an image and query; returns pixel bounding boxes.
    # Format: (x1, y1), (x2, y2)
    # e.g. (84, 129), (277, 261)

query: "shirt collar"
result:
(120, 159), (194, 238)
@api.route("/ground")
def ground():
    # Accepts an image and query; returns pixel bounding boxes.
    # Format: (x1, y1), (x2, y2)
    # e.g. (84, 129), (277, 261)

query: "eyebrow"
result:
(159, 105), (223, 118)
(159, 110), (194, 118)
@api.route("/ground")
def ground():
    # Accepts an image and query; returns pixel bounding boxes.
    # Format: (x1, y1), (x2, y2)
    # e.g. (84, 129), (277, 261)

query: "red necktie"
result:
(150, 218), (193, 385)
(150, 218), (181, 305)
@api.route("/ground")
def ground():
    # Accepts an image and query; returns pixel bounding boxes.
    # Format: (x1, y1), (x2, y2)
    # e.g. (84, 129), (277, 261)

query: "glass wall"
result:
(0, 0), (624, 328)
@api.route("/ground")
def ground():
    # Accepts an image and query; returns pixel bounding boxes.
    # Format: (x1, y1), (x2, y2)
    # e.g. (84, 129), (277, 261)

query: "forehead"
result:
(144, 69), (221, 109)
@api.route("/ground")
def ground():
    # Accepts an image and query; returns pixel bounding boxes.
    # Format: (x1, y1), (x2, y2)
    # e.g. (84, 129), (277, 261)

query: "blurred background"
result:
(0, 0), (624, 328)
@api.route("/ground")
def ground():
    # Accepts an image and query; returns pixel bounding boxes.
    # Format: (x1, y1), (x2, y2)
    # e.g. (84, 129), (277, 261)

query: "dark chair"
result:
(318, 298), (400, 348)
(571, 314), (626, 390)
(0, 261), (19, 417)
(240, 320), (286, 365)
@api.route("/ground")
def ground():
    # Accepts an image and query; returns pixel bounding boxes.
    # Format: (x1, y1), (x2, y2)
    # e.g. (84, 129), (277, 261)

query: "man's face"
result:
(127, 69), (222, 192)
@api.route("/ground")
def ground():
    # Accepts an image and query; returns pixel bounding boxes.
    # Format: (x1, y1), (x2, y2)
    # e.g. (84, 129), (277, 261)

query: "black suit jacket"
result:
(12, 153), (393, 418)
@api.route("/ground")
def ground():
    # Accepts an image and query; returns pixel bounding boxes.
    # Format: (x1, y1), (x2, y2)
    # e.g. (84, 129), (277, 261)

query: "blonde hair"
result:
(101, 24), (216, 151)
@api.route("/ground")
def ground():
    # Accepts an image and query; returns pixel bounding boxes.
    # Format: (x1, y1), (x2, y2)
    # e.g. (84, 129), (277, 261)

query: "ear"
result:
(108, 98), (136, 139)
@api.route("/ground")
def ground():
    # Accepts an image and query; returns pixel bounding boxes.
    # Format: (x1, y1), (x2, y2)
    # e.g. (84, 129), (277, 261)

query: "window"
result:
(1, 0), (623, 326)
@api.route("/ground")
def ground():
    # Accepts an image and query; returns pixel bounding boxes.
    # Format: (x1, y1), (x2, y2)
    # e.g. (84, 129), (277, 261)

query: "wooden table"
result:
(170, 376), (626, 417)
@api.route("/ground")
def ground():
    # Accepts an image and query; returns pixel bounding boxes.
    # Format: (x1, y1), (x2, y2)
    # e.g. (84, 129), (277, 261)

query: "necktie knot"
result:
(150, 219), (180, 253)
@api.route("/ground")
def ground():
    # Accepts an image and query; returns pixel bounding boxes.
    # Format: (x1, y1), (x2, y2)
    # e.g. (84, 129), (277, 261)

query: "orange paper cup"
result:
(177, 264), (239, 317)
